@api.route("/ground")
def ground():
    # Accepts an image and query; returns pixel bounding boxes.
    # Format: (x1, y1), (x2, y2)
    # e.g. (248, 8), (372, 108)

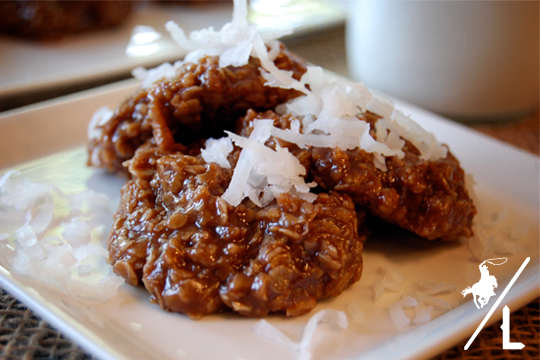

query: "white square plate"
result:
(0, 79), (538, 360)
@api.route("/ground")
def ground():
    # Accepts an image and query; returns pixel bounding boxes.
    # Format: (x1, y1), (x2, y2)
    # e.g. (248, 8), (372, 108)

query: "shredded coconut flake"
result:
(413, 304), (433, 324)
(62, 218), (92, 247)
(381, 265), (406, 292)
(0, 172), (123, 301)
(115, 0), (452, 207)
(416, 293), (452, 310)
(371, 278), (386, 301)
(253, 319), (299, 352)
(299, 309), (347, 360)
(371, 266), (407, 302)
(389, 300), (410, 328)
(389, 110), (448, 161)
(388, 296), (420, 328)
(201, 137), (233, 169)
(254, 309), (347, 360)
(466, 187), (526, 260)
(347, 300), (365, 320)
(417, 280), (457, 296)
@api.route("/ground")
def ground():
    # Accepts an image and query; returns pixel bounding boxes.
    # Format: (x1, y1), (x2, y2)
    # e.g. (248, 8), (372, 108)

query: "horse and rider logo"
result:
(461, 258), (507, 309)
(462, 256), (530, 351)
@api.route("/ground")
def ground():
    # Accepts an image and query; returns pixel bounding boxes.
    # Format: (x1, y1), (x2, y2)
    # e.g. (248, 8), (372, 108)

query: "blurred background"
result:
(346, 1), (539, 122)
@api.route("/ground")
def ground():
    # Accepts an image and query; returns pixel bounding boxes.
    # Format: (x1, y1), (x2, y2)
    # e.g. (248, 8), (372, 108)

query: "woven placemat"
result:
(471, 111), (540, 156)
(0, 290), (90, 360)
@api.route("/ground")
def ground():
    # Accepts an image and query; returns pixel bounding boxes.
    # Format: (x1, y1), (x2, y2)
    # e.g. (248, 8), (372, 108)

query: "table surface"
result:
(0, 24), (538, 360)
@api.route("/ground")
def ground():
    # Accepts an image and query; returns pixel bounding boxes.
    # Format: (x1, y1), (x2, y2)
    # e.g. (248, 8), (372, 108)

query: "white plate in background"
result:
(0, 1), (346, 100)
(0, 3), (231, 99)
(0, 79), (538, 360)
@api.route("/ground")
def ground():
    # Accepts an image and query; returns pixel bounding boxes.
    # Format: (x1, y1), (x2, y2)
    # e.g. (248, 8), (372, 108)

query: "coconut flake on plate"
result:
(132, 62), (178, 90)
(371, 277), (386, 302)
(366, 93), (394, 119)
(466, 192), (526, 260)
(415, 293), (452, 310)
(389, 300), (410, 328)
(467, 233), (487, 262)
(298, 309), (347, 360)
(253, 319), (300, 352)
(254, 309), (347, 360)
(416, 280), (457, 296)
(388, 296), (418, 328)
(77, 264), (92, 278)
(67, 270), (125, 302)
(371, 265), (407, 302)
(0, 172), (123, 301)
(413, 304), (434, 324)
(400, 295), (419, 308)
(132, 0), (289, 88)
(386, 110), (448, 161)
(269, 63), (447, 169)
(62, 218), (92, 247)
(347, 299), (365, 320)
(381, 265), (406, 292)
(68, 189), (118, 216)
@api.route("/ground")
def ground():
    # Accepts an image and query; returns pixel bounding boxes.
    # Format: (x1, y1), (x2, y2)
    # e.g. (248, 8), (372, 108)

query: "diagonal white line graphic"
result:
(464, 257), (530, 350)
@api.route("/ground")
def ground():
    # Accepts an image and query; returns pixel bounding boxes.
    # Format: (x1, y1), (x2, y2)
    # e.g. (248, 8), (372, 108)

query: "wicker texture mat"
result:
(472, 112), (540, 156)
(0, 290), (90, 360)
